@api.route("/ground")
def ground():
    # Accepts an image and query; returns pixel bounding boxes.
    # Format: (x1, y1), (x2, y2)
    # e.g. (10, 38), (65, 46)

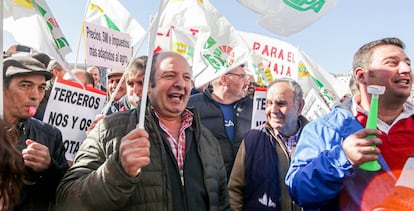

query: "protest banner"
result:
(241, 31), (349, 108)
(301, 88), (331, 122)
(251, 87), (267, 128)
(241, 31), (298, 83)
(43, 78), (106, 161)
(83, 21), (132, 69)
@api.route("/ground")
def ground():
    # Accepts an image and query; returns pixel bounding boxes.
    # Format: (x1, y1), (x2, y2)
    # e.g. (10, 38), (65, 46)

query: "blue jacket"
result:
(285, 107), (364, 210)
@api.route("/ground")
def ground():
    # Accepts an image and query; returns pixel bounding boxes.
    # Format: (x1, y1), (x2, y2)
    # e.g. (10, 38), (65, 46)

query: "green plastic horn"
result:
(359, 85), (385, 171)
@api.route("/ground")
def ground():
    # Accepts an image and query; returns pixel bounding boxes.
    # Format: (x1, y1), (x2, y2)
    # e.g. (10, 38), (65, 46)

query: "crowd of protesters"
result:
(1, 37), (414, 211)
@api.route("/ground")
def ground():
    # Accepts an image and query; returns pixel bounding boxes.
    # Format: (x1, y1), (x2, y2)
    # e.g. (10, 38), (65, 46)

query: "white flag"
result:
(237, 0), (337, 36)
(3, 0), (72, 68)
(155, 0), (252, 88)
(298, 49), (349, 107)
(85, 0), (146, 46)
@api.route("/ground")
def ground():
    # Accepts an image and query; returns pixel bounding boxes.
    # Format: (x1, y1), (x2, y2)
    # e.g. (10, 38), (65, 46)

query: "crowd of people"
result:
(1, 37), (413, 210)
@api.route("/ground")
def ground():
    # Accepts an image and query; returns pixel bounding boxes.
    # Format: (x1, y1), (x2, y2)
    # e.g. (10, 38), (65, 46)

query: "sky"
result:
(3, 0), (414, 75)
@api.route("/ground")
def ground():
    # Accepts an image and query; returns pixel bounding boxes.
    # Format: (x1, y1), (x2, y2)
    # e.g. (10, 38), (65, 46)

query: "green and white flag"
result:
(237, 0), (337, 36)
(155, 0), (252, 88)
(85, 0), (146, 46)
(3, 0), (72, 68)
(297, 49), (349, 107)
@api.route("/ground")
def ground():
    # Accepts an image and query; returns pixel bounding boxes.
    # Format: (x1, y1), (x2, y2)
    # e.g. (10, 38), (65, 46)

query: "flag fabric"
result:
(3, 0), (72, 69)
(85, 0), (146, 46)
(237, 0), (338, 36)
(297, 49), (349, 107)
(154, 27), (210, 67)
(240, 31), (349, 107)
(154, 0), (252, 88)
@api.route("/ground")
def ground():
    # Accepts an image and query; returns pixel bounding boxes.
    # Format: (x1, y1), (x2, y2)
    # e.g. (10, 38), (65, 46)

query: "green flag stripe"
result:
(103, 14), (120, 31)
(33, 1), (47, 16)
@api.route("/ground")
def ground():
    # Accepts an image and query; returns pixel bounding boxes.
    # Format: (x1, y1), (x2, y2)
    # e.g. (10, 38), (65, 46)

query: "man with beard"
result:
(187, 64), (253, 178)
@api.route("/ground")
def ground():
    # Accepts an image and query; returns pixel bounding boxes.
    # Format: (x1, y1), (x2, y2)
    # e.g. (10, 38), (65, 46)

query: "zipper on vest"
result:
(180, 169), (184, 186)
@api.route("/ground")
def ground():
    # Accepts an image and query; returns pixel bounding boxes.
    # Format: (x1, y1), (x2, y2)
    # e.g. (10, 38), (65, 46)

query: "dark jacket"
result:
(13, 118), (68, 211)
(228, 116), (307, 211)
(56, 104), (229, 211)
(187, 89), (253, 177)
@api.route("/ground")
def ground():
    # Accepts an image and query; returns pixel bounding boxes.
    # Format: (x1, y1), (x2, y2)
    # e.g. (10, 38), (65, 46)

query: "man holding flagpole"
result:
(57, 51), (229, 211)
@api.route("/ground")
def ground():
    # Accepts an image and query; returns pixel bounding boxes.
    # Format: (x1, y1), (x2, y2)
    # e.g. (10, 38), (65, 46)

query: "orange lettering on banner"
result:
(252, 41), (295, 64)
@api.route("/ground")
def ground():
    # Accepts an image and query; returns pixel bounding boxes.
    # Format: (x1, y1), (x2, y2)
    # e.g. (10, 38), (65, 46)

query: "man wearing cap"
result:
(105, 69), (127, 115)
(2, 56), (69, 210)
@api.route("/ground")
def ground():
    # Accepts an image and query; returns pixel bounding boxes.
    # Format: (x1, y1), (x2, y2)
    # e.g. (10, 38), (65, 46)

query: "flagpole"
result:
(76, 0), (92, 67)
(138, 0), (168, 129)
(1, 0), (4, 119)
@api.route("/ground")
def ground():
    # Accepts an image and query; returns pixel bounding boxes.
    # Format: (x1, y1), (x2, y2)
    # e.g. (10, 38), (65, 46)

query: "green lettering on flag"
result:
(283, 0), (325, 13)
(203, 37), (217, 49)
(55, 37), (70, 49)
(311, 76), (335, 105)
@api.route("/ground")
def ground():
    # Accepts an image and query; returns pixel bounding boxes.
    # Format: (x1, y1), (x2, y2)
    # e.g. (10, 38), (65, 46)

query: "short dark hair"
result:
(126, 55), (148, 80)
(353, 37), (405, 70)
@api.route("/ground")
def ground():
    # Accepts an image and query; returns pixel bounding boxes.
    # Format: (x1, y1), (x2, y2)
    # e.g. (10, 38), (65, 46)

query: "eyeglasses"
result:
(225, 72), (248, 80)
